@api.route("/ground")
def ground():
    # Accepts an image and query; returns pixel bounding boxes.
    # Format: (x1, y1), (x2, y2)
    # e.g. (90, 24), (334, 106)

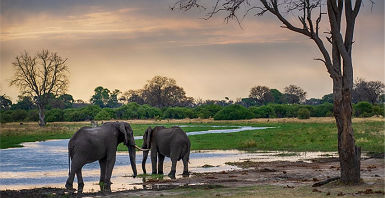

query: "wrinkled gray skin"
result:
(65, 122), (137, 193)
(142, 126), (190, 179)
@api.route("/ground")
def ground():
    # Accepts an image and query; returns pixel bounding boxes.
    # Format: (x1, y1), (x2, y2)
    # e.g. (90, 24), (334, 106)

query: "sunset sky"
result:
(1, 0), (384, 103)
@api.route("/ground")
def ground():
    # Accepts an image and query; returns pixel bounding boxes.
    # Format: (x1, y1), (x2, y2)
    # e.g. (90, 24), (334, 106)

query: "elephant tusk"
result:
(134, 145), (149, 151)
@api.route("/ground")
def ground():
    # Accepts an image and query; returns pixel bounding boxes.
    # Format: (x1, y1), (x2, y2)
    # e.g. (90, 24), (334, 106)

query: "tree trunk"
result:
(38, 105), (46, 127)
(333, 79), (361, 184)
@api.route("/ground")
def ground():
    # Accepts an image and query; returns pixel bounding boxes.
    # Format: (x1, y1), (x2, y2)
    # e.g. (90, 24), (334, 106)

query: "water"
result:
(0, 126), (336, 192)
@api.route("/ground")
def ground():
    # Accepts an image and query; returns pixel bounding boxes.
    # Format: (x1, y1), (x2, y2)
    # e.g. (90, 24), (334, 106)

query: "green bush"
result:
(137, 104), (162, 119)
(116, 103), (141, 119)
(214, 104), (254, 120)
(195, 104), (222, 119)
(0, 111), (13, 123)
(249, 105), (276, 118)
(163, 107), (197, 119)
(46, 109), (64, 122)
(80, 105), (101, 120)
(297, 108), (310, 119)
(11, 110), (28, 121)
(372, 104), (384, 116)
(354, 102), (373, 117)
(311, 103), (333, 117)
(95, 109), (113, 120)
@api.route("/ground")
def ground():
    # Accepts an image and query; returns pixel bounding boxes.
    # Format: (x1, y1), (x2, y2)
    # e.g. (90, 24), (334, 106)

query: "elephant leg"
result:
(168, 159), (177, 179)
(157, 153), (165, 175)
(104, 155), (116, 192)
(151, 150), (158, 174)
(182, 154), (189, 177)
(65, 156), (81, 190)
(98, 158), (107, 184)
(76, 169), (84, 193)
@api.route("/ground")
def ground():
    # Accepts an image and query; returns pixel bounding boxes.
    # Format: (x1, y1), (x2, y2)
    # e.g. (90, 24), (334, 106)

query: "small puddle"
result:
(0, 125), (337, 193)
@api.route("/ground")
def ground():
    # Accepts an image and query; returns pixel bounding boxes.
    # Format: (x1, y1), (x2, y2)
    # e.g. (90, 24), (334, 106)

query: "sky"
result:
(1, 0), (384, 103)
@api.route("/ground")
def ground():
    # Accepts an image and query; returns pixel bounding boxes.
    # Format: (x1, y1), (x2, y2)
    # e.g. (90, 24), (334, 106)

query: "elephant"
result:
(65, 121), (145, 193)
(141, 126), (191, 179)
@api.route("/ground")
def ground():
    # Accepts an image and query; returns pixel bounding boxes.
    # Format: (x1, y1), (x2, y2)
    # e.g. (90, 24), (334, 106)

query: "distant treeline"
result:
(1, 101), (383, 123)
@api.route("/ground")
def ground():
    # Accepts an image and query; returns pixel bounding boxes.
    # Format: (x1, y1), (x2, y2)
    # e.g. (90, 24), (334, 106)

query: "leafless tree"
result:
(353, 78), (385, 104)
(174, 0), (370, 184)
(10, 50), (69, 126)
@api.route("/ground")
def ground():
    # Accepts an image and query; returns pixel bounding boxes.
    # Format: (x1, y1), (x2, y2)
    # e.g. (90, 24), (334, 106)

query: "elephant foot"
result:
(65, 182), (73, 190)
(182, 171), (190, 177)
(152, 171), (157, 175)
(168, 171), (176, 179)
(158, 171), (164, 175)
(77, 182), (84, 194)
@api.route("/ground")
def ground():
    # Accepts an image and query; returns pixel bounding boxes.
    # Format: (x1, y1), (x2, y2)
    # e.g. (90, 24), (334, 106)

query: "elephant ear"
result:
(119, 122), (129, 145)
(145, 127), (152, 149)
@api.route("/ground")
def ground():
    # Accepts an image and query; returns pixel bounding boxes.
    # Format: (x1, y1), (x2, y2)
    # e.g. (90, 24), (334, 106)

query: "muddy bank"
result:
(1, 156), (383, 198)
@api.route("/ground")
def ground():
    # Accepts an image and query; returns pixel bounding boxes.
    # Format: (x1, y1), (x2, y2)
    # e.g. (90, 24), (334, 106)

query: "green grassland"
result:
(0, 120), (383, 153)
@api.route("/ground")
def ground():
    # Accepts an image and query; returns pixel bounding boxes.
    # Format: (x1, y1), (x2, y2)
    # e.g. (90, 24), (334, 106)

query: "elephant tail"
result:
(68, 152), (71, 176)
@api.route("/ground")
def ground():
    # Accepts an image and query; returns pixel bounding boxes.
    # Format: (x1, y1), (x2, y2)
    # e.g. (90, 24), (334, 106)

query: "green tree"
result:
(284, 85), (307, 104)
(249, 85), (274, 105)
(11, 96), (35, 110)
(321, 93), (334, 104)
(90, 86), (111, 108)
(0, 94), (12, 110)
(141, 76), (194, 107)
(270, 89), (284, 104)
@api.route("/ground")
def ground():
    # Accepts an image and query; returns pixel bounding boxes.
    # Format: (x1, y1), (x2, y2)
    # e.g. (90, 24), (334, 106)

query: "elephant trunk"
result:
(142, 150), (149, 174)
(128, 145), (137, 177)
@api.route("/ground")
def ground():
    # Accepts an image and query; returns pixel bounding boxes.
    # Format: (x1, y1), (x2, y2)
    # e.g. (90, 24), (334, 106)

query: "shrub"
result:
(95, 109), (113, 120)
(138, 104), (162, 119)
(311, 103), (333, 117)
(80, 105), (101, 120)
(372, 104), (384, 116)
(249, 105), (276, 118)
(0, 111), (12, 123)
(46, 109), (64, 122)
(297, 108), (310, 119)
(11, 110), (28, 121)
(195, 104), (222, 119)
(63, 109), (84, 121)
(354, 102), (373, 117)
(214, 104), (254, 120)
(163, 107), (197, 119)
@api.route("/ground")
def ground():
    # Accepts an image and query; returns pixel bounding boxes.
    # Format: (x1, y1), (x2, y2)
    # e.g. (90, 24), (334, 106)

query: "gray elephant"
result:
(141, 126), (191, 179)
(65, 121), (144, 193)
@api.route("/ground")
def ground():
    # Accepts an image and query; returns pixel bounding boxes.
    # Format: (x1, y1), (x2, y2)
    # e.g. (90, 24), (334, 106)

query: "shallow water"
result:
(0, 125), (337, 192)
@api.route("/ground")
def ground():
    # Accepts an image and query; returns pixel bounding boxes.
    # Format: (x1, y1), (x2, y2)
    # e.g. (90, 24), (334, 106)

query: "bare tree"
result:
(175, 0), (368, 184)
(10, 50), (69, 126)
(284, 84), (307, 104)
(353, 78), (385, 104)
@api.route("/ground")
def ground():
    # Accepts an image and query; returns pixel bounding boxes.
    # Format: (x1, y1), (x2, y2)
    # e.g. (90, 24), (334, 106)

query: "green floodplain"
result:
(0, 118), (383, 154)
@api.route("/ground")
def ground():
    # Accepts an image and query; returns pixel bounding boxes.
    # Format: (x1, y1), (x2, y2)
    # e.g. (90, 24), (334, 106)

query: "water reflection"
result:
(0, 125), (337, 192)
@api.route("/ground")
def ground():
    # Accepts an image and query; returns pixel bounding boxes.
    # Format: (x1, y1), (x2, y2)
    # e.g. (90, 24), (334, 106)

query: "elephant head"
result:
(117, 122), (137, 177)
(141, 126), (165, 174)
(141, 127), (152, 174)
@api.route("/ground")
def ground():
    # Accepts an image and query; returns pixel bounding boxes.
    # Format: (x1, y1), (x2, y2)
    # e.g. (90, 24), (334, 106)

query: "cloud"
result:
(0, 0), (383, 102)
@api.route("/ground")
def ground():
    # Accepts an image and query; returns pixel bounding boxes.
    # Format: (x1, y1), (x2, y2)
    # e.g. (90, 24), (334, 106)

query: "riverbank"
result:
(1, 156), (383, 198)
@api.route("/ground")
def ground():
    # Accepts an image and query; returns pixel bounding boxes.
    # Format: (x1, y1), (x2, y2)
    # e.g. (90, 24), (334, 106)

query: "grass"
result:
(188, 121), (384, 152)
(0, 119), (384, 153)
